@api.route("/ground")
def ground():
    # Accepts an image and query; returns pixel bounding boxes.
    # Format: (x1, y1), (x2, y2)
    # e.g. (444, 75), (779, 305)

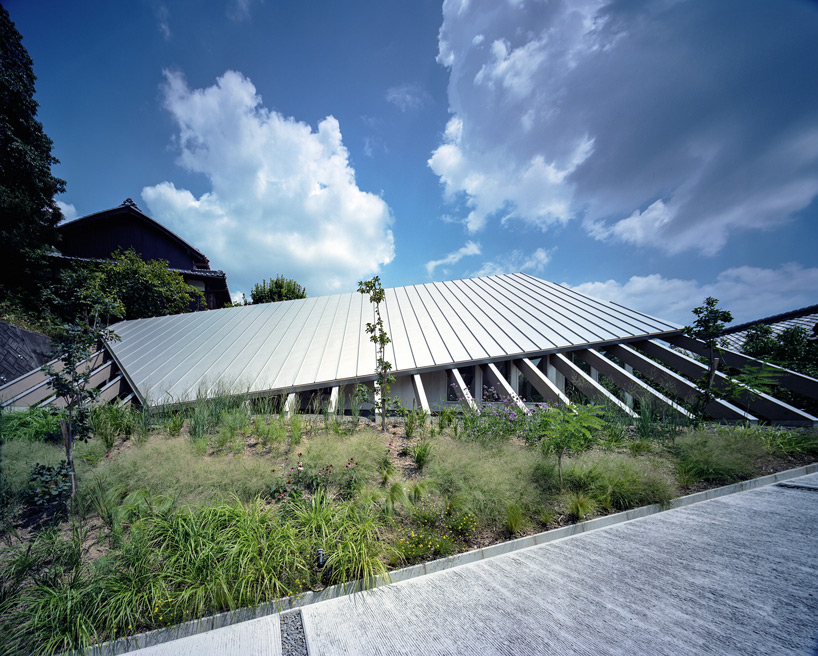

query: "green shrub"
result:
(505, 503), (525, 534)
(563, 453), (675, 511)
(0, 407), (61, 442)
(25, 461), (72, 508)
(394, 524), (455, 563)
(674, 429), (763, 484)
(566, 491), (596, 521)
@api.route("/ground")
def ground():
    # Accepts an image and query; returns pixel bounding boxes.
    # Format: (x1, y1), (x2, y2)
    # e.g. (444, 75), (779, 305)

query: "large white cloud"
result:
(430, 0), (818, 253)
(571, 263), (818, 325)
(142, 70), (394, 297)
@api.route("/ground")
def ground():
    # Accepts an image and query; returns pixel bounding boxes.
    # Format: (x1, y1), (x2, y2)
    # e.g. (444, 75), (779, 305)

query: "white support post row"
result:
(514, 357), (570, 406)
(638, 340), (816, 426)
(450, 368), (477, 411)
(605, 343), (756, 423)
(473, 365), (484, 403)
(577, 348), (693, 420)
(665, 333), (818, 401)
(539, 355), (566, 394)
(623, 364), (634, 409)
(412, 374), (430, 412)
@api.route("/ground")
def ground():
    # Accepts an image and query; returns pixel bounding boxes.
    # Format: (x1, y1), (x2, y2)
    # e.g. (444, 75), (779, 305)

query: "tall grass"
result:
(2, 495), (389, 654)
(0, 407), (61, 442)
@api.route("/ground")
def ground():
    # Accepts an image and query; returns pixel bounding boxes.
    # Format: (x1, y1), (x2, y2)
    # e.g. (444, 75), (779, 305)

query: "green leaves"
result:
(358, 276), (394, 430)
(250, 275), (306, 304)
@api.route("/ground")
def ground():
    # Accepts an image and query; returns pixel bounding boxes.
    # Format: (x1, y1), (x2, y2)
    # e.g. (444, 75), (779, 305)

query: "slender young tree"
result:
(43, 276), (123, 510)
(684, 297), (733, 393)
(358, 276), (393, 431)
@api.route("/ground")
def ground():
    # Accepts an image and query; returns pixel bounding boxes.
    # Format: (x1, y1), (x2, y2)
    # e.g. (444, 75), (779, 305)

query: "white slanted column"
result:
(623, 364), (634, 408)
(576, 348), (693, 421)
(485, 362), (527, 412)
(285, 392), (297, 417)
(514, 357), (571, 406)
(539, 355), (566, 394)
(449, 368), (477, 411)
(412, 374), (430, 413)
(551, 352), (637, 418)
(328, 386), (340, 414)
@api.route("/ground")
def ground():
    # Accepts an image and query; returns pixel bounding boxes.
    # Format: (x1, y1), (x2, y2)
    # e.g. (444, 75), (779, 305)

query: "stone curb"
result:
(80, 462), (818, 655)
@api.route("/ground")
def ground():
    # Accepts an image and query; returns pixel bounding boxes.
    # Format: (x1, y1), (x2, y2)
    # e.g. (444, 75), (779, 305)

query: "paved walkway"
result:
(126, 473), (818, 656)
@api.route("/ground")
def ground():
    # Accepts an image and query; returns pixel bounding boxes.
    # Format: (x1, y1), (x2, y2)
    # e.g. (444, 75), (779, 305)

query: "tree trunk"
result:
(60, 417), (76, 511)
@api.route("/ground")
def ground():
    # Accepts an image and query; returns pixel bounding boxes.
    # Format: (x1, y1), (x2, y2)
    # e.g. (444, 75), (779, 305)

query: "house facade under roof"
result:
(54, 198), (231, 310)
(3, 274), (817, 426)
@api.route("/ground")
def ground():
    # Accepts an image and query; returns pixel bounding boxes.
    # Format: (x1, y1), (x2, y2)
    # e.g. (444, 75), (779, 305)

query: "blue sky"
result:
(6, 0), (818, 324)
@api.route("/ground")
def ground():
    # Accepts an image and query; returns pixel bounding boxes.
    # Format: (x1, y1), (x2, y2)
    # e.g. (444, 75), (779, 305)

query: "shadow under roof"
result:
(106, 273), (680, 406)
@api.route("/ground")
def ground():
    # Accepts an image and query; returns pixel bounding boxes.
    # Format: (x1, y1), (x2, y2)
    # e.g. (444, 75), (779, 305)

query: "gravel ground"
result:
(280, 611), (308, 656)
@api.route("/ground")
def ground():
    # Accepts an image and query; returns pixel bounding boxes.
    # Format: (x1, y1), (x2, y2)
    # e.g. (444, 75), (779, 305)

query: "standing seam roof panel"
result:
(453, 278), (537, 353)
(384, 288), (416, 372)
(222, 302), (298, 389)
(403, 285), (452, 366)
(431, 282), (505, 359)
(162, 305), (277, 401)
(390, 286), (435, 369)
(293, 293), (343, 386)
(414, 283), (473, 364)
(137, 309), (260, 401)
(471, 276), (576, 347)
(249, 299), (321, 392)
(511, 275), (650, 336)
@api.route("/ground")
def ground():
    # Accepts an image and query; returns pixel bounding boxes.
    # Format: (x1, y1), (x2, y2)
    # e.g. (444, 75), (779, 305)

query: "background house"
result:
(54, 198), (230, 310)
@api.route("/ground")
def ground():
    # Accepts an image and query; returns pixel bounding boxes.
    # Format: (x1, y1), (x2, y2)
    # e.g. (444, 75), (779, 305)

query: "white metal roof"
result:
(106, 273), (680, 405)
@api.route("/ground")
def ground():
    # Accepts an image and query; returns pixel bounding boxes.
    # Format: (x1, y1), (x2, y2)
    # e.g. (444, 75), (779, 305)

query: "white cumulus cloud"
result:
(570, 263), (818, 325)
(425, 240), (481, 277)
(431, 0), (818, 253)
(142, 70), (395, 297)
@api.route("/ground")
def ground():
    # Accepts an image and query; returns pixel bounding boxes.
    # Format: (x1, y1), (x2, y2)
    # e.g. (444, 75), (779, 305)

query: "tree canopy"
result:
(250, 275), (306, 304)
(0, 6), (65, 298)
(742, 324), (818, 377)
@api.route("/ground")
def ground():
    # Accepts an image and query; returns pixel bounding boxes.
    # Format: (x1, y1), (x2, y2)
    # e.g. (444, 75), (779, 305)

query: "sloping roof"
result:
(721, 304), (818, 351)
(106, 273), (679, 406)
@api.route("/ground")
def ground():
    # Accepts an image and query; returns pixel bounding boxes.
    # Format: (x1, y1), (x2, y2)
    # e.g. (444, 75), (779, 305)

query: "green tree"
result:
(98, 248), (205, 320)
(540, 404), (604, 487)
(358, 276), (393, 431)
(251, 275), (307, 304)
(43, 279), (122, 509)
(684, 297), (733, 393)
(0, 6), (65, 299)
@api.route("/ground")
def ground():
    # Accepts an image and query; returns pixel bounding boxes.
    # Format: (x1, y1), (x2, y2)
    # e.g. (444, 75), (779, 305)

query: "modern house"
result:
(53, 198), (231, 310)
(3, 273), (816, 426)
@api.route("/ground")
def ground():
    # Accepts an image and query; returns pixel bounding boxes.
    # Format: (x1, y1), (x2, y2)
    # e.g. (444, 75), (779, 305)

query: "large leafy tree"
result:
(250, 275), (306, 304)
(0, 6), (65, 298)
